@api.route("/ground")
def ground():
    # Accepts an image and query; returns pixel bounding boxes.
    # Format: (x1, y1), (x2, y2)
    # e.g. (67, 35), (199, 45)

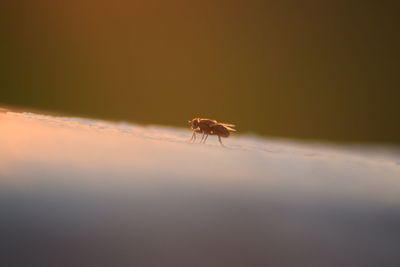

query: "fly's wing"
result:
(221, 123), (236, 132)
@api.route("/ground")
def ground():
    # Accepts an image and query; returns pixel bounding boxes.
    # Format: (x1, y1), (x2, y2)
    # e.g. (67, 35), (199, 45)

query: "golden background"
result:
(1, 0), (399, 143)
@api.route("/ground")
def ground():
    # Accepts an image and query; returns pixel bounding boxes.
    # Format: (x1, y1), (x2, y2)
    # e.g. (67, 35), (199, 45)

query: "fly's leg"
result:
(218, 135), (225, 147)
(189, 131), (196, 142)
(203, 134), (209, 144)
(200, 133), (206, 143)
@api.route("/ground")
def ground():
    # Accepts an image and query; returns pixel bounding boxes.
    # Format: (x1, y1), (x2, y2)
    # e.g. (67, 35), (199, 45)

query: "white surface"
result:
(1, 110), (400, 266)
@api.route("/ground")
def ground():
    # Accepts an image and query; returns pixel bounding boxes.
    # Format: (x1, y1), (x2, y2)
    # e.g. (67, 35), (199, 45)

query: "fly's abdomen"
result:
(212, 125), (230, 137)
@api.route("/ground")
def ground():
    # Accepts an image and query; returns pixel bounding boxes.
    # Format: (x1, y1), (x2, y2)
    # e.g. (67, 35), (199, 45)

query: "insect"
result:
(188, 118), (236, 146)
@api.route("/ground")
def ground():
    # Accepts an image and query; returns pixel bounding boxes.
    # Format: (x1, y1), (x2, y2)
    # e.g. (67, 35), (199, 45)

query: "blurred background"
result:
(1, 0), (399, 144)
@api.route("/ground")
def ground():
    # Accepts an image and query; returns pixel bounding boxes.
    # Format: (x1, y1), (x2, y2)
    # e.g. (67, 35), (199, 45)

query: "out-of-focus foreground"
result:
(1, 110), (400, 266)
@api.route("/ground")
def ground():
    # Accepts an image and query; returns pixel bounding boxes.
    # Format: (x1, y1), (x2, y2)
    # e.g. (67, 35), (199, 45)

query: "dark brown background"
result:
(1, 0), (399, 144)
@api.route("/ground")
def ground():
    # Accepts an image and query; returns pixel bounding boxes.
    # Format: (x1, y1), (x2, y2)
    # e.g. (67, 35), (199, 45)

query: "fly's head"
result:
(188, 118), (200, 130)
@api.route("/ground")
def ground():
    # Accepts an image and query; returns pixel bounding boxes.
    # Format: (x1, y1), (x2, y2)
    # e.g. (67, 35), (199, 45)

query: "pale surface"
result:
(1, 110), (400, 266)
